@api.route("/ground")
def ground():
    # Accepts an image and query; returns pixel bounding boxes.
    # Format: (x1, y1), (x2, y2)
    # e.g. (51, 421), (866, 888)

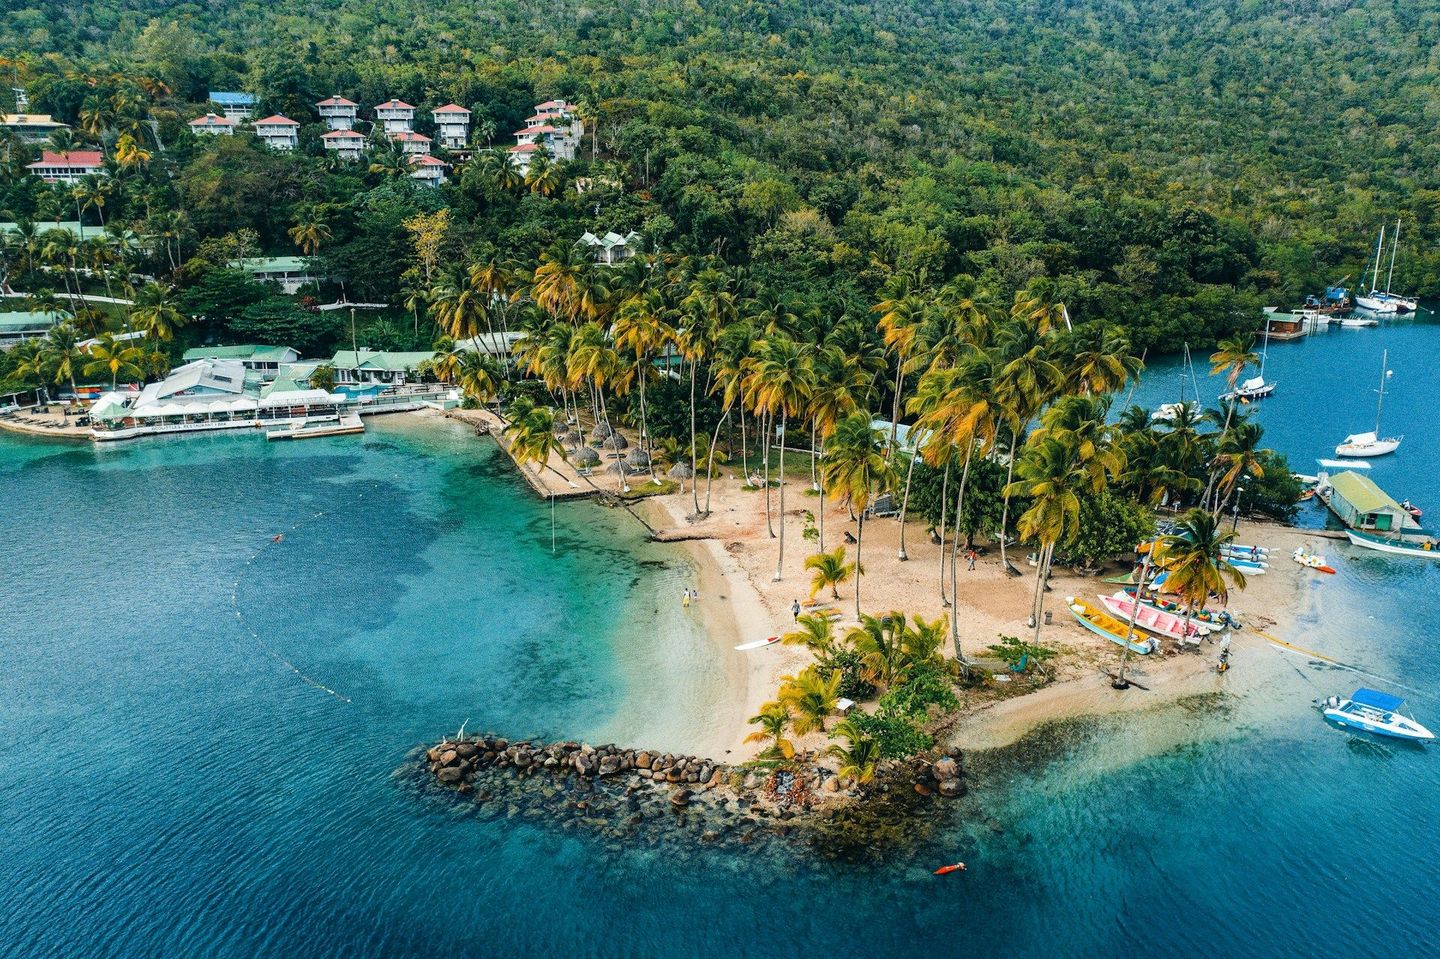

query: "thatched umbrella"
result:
(606, 460), (631, 475)
(562, 429), (582, 447)
(593, 422), (614, 440)
(572, 447), (601, 467)
(603, 433), (629, 451)
(626, 448), (651, 468)
(668, 462), (694, 480)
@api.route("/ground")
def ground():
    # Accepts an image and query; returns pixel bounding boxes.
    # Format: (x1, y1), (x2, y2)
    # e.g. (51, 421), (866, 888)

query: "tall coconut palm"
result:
(679, 264), (735, 515)
(702, 316), (757, 513)
(846, 612), (909, 691)
(113, 131), (151, 171)
(612, 290), (674, 483)
(1155, 508), (1247, 635)
(743, 334), (817, 580)
(455, 350), (503, 406)
(826, 719), (879, 785)
(1006, 434), (1102, 648)
(820, 414), (890, 619)
(130, 282), (186, 342)
(288, 216), (332, 257)
(808, 345), (869, 550)
(1212, 420), (1269, 513)
(781, 613), (838, 659)
(525, 153), (560, 197)
(82, 333), (144, 390)
(804, 546), (855, 601)
(873, 278), (933, 560)
(38, 322), (86, 399)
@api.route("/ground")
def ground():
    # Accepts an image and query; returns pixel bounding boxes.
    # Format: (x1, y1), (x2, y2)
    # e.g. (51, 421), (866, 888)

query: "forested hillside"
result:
(3, 0), (1440, 352)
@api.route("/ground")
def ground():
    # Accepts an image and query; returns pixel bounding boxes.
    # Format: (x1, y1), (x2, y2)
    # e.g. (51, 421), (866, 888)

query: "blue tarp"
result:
(208, 91), (256, 106)
(1352, 688), (1404, 711)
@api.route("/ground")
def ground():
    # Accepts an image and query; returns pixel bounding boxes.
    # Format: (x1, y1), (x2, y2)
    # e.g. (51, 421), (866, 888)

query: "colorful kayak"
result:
(734, 636), (780, 651)
(1098, 592), (1212, 642)
(1292, 547), (1337, 574)
(933, 862), (967, 876)
(1065, 596), (1158, 654)
(1121, 586), (1238, 627)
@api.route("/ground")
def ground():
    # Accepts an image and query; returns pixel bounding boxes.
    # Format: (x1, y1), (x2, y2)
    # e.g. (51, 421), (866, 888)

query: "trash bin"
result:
(1044, 611), (1052, 625)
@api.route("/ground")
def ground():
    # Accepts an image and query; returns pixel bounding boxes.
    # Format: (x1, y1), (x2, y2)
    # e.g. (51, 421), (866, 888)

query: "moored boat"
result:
(1344, 529), (1440, 559)
(1220, 375), (1276, 402)
(1335, 431), (1401, 458)
(1098, 592), (1212, 643)
(1321, 689), (1433, 742)
(1065, 596), (1158, 654)
(1292, 547), (1336, 574)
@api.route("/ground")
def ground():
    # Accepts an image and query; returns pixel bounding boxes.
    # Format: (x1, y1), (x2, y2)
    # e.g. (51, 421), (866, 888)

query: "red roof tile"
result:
(375, 99), (415, 111)
(517, 124), (558, 136)
(392, 131), (431, 142)
(189, 113), (236, 126)
(321, 130), (364, 139)
(409, 154), (446, 167)
(28, 150), (104, 168)
(254, 114), (299, 126)
(433, 104), (470, 114)
(316, 95), (358, 107)
(508, 143), (540, 153)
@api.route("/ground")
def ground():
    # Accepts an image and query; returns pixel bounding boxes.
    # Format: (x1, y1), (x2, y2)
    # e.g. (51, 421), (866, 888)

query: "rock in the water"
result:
(670, 789), (691, 808)
(598, 755), (622, 776)
(636, 751), (653, 769)
(914, 783), (932, 796)
(440, 749), (458, 766)
(575, 753), (596, 776)
(437, 767), (464, 784)
(455, 742), (479, 759)
(938, 779), (963, 798)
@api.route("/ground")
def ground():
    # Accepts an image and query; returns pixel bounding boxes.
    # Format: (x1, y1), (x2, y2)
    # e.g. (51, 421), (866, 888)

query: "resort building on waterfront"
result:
(26, 150), (105, 184)
(316, 95), (359, 131)
(253, 115), (299, 151)
(408, 154), (447, 187)
(231, 256), (324, 294)
(88, 357), (350, 441)
(331, 349), (435, 385)
(1320, 470), (1425, 537)
(374, 99), (415, 134)
(432, 104), (471, 149)
(208, 92), (257, 121)
(181, 344), (301, 379)
(0, 310), (64, 347)
(1, 113), (68, 144)
(189, 113), (237, 136)
(321, 129), (366, 161)
(579, 230), (642, 265)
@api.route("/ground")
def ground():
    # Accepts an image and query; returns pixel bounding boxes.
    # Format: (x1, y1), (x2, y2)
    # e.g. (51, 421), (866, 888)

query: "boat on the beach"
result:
(734, 636), (781, 651)
(1221, 543), (1269, 560)
(1344, 529), (1440, 559)
(1065, 596), (1158, 654)
(1321, 689), (1434, 742)
(1098, 592), (1211, 643)
(1121, 585), (1239, 627)
(1334, 350), (1401, 458)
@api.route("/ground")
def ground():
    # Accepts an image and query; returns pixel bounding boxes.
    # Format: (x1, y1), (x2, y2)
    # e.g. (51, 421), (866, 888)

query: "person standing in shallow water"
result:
(682, 589), (690, 609)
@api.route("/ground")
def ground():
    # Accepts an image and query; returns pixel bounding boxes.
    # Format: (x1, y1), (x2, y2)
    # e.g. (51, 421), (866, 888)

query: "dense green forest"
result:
(2, 0), (1439, 358)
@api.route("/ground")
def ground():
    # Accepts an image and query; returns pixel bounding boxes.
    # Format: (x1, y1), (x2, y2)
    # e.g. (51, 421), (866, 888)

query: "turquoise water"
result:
(4, 323), (1439, 957)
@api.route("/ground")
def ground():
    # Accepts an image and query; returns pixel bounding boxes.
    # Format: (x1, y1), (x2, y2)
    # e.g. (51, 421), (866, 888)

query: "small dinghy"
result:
(1065, 597), (1158, 654)
(734, 636), (780, 651)
(1292, 547), (1337, 574)
(1321, 689), (1434, 742)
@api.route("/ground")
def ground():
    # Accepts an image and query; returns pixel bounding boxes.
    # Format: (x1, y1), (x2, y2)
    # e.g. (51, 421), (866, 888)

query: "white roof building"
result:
(579, 231), (642, 265)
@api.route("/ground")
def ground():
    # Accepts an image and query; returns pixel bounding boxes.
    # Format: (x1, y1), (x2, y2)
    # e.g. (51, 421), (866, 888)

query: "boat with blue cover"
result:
(1321, 689), (1434, 742)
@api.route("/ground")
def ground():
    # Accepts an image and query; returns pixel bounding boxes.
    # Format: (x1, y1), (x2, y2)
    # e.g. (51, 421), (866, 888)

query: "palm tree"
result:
(1006, 434), (1103, 648)
(743, 334), (817, 580)
(1155, 508), (1247, 635)
(847, 612), (910, 691)
(826, 719), (879, 785)
(781, 613), (838, 658)
(808, 345), (869, 549)
(679, 264), (735, 515)
(612, 290), (675, 483)
(455, 350), (503, 405)
(38, 322), (86, 399)
(82, 333), (144, 389)
(130, 282), (186, 341)
(820, 414), (890, 619)
(367, 141), (410, 178)
(525, 152), (559, 197)
(744, 701), (795, 760)
(113, 131), (151, 171)
(288, 217), (332, 257)
(777, 666), (841, 735)
(804, 546), (855, 600)
(873, 277), (932, 560)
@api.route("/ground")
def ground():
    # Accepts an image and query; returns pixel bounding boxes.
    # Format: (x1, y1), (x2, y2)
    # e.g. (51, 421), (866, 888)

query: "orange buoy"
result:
(933, 862), (966, 876)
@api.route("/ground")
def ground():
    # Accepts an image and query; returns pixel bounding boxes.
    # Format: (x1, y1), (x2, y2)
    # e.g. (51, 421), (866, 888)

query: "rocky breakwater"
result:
(418, 734), (969, 862)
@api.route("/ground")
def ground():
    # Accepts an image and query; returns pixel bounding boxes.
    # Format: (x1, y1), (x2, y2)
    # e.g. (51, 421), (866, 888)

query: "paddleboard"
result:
(734, 636), (780, 651)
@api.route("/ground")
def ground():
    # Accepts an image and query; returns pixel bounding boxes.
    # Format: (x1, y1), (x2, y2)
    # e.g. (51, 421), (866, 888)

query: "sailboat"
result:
(1335, 349), (1402, 457)
(1152, 344), (1200, 422)
(1354, 221), (1418, 314)
(1219, 322), (1275, 402)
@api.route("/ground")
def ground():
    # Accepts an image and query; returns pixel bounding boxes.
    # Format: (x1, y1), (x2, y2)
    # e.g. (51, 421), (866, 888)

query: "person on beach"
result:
(966, 548), (977, 571)
(791, 599), (801, 620)
(682, 589), (690, 609)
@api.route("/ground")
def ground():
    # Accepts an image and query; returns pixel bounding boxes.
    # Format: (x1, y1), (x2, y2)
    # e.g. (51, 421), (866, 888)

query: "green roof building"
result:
(0, 310), (64, 345)
(230, 256), (327, 294)
(331, 349), (434, 385)
(181, 344), (300, 378)
(1322, 470), (1423, 535)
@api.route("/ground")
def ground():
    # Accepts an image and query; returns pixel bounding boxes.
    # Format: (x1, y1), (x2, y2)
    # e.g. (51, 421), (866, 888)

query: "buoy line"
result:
(229, 488), (380, 704)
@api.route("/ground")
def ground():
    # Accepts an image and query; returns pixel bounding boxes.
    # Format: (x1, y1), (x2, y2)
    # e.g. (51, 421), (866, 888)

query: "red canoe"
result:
(933, 862), (966, 876)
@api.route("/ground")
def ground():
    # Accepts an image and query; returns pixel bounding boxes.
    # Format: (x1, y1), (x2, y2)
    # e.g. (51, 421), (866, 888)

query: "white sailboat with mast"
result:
(1220, 321), (1275, 402)
(1355, 221), (1417, 314)
(1335, 348), (1402, 457)
(1152, 343), (1201, 422)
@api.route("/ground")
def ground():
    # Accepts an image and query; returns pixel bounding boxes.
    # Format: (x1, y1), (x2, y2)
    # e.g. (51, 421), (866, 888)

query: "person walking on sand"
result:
(791, 599), (801, 620)
(682, 589), (690, 609)
(966, 548), (977, 571)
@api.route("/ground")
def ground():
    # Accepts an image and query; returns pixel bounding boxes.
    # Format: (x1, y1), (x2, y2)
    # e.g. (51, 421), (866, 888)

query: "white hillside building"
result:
(374, 99), (415, 134)
(316, 95), (359, 131)
(432, 104), (471, 150)
(253, 115), (299, 151)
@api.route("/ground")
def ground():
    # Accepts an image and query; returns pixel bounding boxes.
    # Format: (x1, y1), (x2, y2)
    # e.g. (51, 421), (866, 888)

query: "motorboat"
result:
(1338, 315), (1381, 328)
(1321, 689), (1433, 742)
(1098, 592), (1212, 643)
(1220, 375), (1275, 402)
(1344, 529), (1440, 559)
(1151, 402), (1188, 423)
(1065, 596), (1157, 654)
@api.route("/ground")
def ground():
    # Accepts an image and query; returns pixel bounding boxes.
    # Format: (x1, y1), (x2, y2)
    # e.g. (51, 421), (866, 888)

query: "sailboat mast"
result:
(1376, 349), (1388, 435)
(1373, 225), (1385, 293)
(1386, 218), (1400, 295)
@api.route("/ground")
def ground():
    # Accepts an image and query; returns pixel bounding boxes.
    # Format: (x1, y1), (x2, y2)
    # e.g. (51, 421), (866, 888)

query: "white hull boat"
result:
(1344, 529), (1440, 559)
(1221, 375), (1276, 402)
(1321, 689), (1433, 742)
(1339, 315), (1381, 327)
(1353, 295), (1397, 314)
(1334, 431), (1401, 458)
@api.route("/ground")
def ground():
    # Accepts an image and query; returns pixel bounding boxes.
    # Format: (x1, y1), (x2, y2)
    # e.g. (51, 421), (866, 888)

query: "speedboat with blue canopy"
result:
(1321, 689), (1434, 742)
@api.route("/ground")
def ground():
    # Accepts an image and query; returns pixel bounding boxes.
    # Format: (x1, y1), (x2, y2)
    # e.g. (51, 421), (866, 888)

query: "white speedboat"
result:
(1321, 689), (1434, 742)
(1345, 529), (1440, 559)
(1338, 315), (1380, 328)
(1151, 402), (1187, 423)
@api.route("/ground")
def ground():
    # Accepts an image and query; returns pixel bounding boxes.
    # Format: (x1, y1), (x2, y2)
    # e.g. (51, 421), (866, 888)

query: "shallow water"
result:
(4, 319), (1440, 957)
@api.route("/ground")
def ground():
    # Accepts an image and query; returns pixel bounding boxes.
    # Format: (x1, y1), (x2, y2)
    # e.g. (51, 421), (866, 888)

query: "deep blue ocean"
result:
(3, 317), (1438, 958)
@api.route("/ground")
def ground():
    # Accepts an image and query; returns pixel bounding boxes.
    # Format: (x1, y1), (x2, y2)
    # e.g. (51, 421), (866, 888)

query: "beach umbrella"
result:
(572, 447), (600, 467)
(593, 422), (614, 440)
(606, 460), (631, 475)
(603, 433), (629, 451)
(626, 448), (651, 467)
(668, 462), (694, 480)
(562, 430), (582, 447)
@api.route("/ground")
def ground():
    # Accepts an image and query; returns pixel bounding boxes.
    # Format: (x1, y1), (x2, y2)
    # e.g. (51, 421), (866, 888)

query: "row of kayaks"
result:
(1066, 592), (1229, 655)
